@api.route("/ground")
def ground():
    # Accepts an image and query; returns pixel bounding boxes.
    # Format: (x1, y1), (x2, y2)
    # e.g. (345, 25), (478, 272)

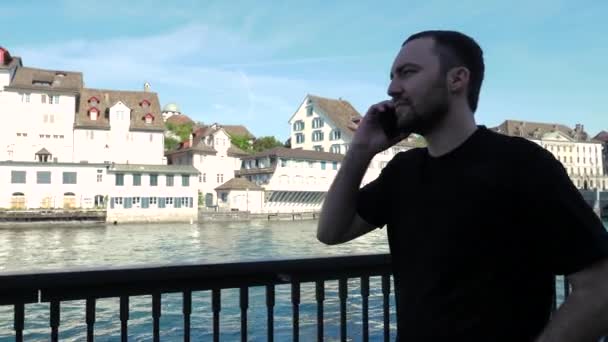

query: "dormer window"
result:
(55, 72), (66, 77)
(143, 113), (154, 124)
(88, 96), (99, 106)
(89, 107), (99, 121)
(140, 99), (151, 108)
(32, 80), (51, 87)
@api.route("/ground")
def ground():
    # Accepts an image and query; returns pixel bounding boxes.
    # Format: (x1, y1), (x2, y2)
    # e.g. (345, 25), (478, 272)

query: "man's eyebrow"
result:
(390, 62), (421, 80)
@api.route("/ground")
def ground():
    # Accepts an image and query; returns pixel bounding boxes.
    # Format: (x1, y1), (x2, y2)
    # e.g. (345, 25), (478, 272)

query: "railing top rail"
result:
(0, 253), (392, 304)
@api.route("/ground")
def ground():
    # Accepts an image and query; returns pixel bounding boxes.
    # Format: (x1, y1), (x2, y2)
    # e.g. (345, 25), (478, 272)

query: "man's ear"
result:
(447, 67), (470, 92)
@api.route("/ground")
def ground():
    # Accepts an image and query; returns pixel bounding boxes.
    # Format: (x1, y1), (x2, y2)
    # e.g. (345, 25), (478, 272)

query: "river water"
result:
(0, 219), (606, 341)
(0, 220), (394, 341)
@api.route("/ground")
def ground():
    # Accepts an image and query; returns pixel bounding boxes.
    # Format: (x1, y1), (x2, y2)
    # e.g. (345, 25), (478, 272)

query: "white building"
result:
(73, 88), (166, 165)
(166, 124), (250, 207)
(105, 164), (199, 223)
(236, 147), (343, 213)
(0, 161), (108, 209)
(492, 120), (607, 190)
(0, 47), (199, 222)
(287, 94), (418, 185)
(0, 47), (82, 163)
(215, 177), (265, 213)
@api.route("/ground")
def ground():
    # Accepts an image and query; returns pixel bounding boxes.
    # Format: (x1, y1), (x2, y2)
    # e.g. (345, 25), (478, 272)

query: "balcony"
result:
(0, 254), (571, 341)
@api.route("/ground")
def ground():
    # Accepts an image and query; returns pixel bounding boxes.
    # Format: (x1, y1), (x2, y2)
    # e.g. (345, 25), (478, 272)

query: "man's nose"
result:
(387, 79), (401, 98)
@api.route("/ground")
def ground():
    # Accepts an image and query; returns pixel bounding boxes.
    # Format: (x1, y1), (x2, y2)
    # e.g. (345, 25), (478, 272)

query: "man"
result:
(317, 30), (608, 341)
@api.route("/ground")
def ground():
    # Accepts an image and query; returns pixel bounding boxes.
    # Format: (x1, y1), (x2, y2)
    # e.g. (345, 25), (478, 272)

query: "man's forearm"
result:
(536, 288), (608, 342)
(317, 147), (374, 243)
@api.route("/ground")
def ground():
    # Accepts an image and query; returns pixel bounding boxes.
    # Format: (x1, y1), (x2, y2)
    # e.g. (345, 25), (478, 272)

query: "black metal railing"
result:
(0, 254), (394, 342)
(0, 254), (573, 342)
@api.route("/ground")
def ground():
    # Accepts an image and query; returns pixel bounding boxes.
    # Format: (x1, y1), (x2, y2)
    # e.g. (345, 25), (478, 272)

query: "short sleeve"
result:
(356, 154), (402, 228)
(523, 144), (608, 275)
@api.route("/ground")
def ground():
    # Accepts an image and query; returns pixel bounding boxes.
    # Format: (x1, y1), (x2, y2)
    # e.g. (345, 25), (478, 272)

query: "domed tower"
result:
(161, 102), (181, 122)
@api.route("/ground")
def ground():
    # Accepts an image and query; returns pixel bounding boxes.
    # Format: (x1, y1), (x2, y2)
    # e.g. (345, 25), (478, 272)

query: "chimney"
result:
(144, 82), (151, 92)
(104, 93), (109, 103)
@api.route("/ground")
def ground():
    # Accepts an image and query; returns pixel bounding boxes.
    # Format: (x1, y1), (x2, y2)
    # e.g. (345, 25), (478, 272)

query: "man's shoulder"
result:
(482, 128), (552, 161)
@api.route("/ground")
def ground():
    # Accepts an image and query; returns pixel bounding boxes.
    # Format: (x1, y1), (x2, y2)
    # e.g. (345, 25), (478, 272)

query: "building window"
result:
(166, 175), (174, 186)
(97, 170), (103, 182)
(321, 161), (326, 170)
(62, 172), (77, 184)
(312, 118), (324, 129)
(293, 120), (304, 131)
(150, 174), (158, 186)
(166, 197), (174, 205)
(182, 175), (190, 186)
(203, 173), (206, 183)
(21, 93), (30, 103)
(221, 193), (228, 202)
(49, 95), (59, 104)
(306, 104), (313, 116)
(312, 130), (324, 142)
(296, 133), (305, 144)
(11, 171), (26, 184)
(41, 94), (47, 104)
(115, 197), (123, 205)
(330, 129), (341, 141)
(37, 171), (51, 184)
(133, 174), (142, 186)
(115, 174), (124, 186)
(330, 144), (341, 154)
(217, 173), (224, 183)
(314, 145), (324, 152)
(150, 197), (158, 205)
(332, 161), (338, 170)
(149, 134), (153, 142)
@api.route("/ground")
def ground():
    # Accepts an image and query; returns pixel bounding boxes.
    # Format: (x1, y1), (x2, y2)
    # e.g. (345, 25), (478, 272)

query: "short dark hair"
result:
(403, 30), (485, 112)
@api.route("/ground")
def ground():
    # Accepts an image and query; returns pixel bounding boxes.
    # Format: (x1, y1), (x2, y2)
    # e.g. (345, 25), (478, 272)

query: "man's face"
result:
(387, 37), (450, 135)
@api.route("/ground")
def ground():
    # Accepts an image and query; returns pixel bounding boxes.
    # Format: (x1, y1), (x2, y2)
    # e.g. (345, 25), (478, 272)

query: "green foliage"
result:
(230, 134), (253, 152)
(164, 122), (194, 151)
(251, 136), (283, 152)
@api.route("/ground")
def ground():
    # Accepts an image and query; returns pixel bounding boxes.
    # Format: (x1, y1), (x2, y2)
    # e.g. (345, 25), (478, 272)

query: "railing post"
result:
(212, 288), (221, 342)
(266, 285), (275, 342)
(86, 298), (96, 342)
(14, 303), (24, 342)
(152, 292), (161, 342)
(361, 276), (370, 342)
(315, 281), (325, 342)
(382, 274), (391, 342)
(50, 300), (60, 342)
(339, 278), (348, 342)
(291, 282), (301, 342)
(120, 296), (129, 342)
(183, 291), (192, 342)
(240, 287), (249, 342)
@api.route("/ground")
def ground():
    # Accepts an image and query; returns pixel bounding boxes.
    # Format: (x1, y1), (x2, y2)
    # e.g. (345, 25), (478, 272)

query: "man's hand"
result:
(349, 100), (411, 158)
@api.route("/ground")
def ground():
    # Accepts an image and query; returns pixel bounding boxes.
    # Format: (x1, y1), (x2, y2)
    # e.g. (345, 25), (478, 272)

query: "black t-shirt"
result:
(357, 126), (608, 341)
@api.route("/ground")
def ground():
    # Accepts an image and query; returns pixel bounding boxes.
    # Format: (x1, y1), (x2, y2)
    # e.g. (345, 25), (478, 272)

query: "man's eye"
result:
(401, 69), (415, 76)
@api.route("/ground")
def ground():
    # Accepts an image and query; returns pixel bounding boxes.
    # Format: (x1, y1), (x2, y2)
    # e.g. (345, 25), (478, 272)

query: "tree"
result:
(230, 134), (253, 152)
(164, 122), (194, 151)
(252, 136), (283, 152)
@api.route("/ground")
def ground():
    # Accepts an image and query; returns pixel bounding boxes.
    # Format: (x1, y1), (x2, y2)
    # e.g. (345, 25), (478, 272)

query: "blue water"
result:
(0, 220), (396, 341)
(0, 219), (606, 341)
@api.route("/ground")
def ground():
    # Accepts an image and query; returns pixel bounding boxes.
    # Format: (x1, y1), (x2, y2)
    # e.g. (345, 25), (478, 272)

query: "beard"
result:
(394, 81), (450, 136)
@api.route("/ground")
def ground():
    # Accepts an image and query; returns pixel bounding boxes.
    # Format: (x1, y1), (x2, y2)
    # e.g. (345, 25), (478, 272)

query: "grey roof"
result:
(305, 94), (362, 136)
(491, 120), (589, 141)
(593, 131), (608, 143)
(215, 177), (264, 191)
(0, 161), (106, 168)
(108, 164), (199, 174)
(35, 148), (51, 155)
(76, 88), (164, 132)
(6, 66), (83, 92)
(241, 147), (344, 162)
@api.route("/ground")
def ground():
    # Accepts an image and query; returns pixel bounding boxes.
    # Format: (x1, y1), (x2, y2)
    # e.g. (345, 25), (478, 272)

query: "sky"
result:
(1, 0), (607, 141)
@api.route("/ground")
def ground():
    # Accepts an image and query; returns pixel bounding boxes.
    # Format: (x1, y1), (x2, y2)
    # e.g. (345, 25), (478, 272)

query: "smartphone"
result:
(378, 107), (400, 139)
